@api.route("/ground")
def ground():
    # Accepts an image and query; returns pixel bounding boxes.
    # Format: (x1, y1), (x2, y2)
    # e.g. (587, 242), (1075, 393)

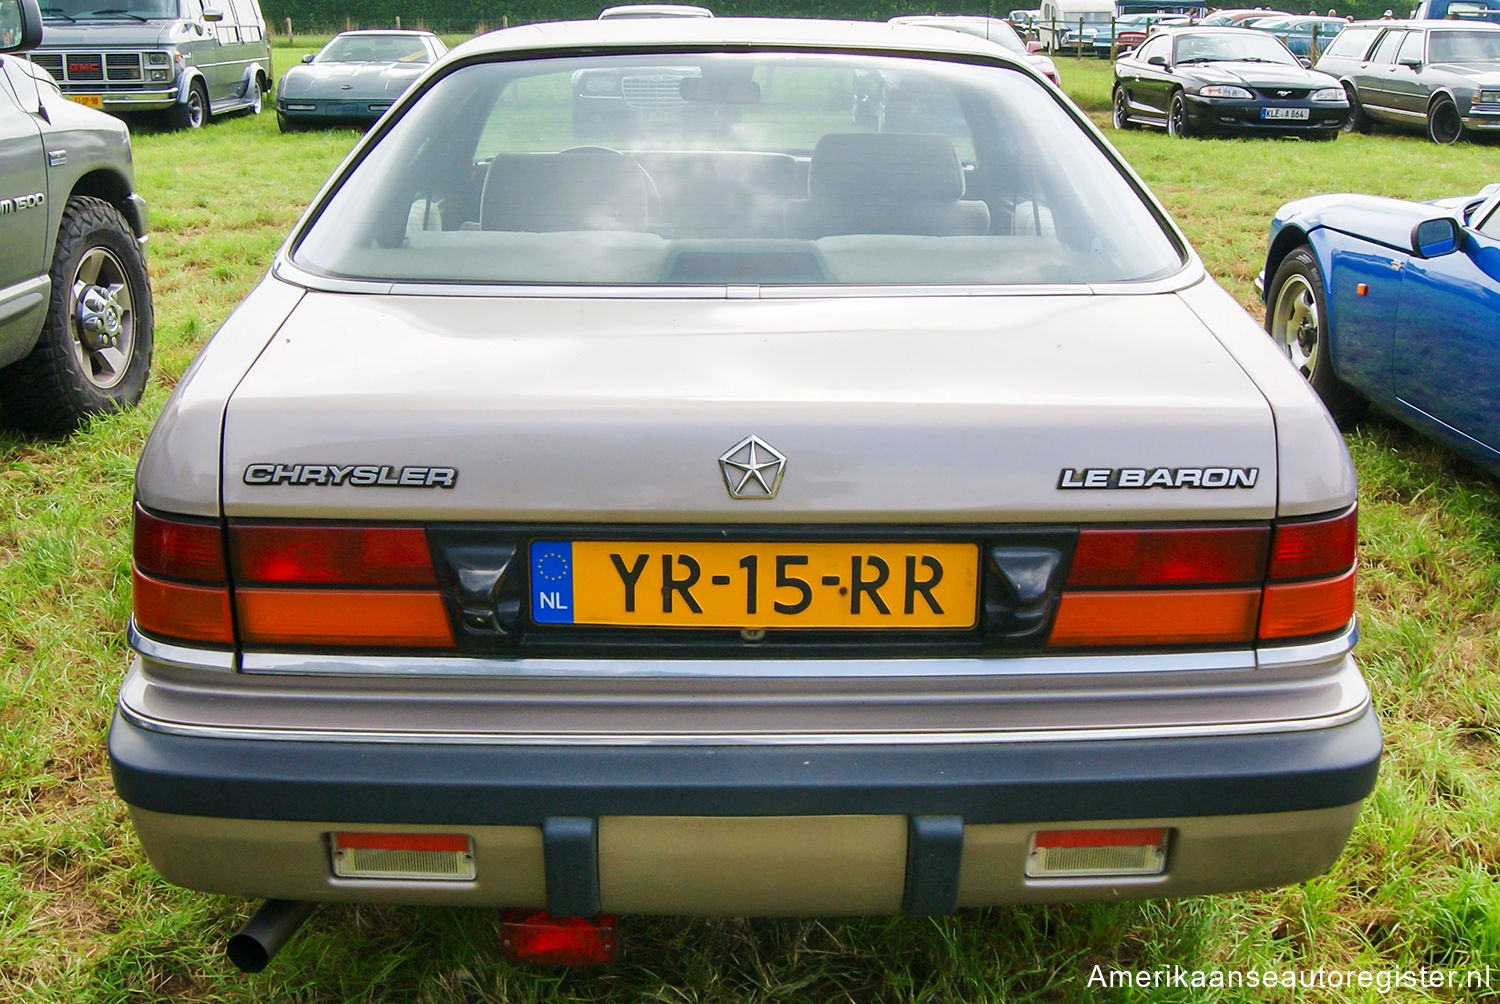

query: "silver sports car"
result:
(117, 17), (1377, 970)
(275, 29), (447, 132)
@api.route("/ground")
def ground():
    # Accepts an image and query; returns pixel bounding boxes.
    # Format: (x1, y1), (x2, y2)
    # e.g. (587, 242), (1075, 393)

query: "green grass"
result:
(2, 54), (1499, 1003)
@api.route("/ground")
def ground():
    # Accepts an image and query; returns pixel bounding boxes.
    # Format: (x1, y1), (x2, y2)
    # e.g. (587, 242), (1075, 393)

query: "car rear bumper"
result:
(111, 702), (1380, 913)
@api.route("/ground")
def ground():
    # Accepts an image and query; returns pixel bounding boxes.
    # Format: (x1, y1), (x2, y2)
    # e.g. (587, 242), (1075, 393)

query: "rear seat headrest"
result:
(808, 133), (966, 204)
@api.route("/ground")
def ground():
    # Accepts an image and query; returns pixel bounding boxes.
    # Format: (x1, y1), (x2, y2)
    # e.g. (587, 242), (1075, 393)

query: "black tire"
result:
(168, 80), (209, 130)
(1264, 245), (1364, 426)
(1167, 90), (1192, 138)
(1112, 86), (1136, 130)
(1341, 82), (1369, 134)
(1427, 95), (1463, 146)
(276, 112), (298, 133)
(0, 197), (154, 435)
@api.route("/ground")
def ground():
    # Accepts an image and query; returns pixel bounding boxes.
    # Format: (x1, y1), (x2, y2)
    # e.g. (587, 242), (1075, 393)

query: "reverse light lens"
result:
(1199, 85), (1252, 99)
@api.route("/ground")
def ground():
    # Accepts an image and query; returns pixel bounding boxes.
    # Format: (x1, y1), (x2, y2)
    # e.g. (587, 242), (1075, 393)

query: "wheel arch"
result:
(1426, 87), (1459, 112)
(1262, 224), (1315, 308)
(176, 67), (209, 105)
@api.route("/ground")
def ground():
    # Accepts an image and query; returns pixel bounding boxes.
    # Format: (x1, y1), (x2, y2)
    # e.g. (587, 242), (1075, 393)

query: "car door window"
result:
(1369, 29), (1406, 64)
(1476, 201), (1500, 240)
(1135, 36), (1168, 62)
(1396, 30), (1425, 64)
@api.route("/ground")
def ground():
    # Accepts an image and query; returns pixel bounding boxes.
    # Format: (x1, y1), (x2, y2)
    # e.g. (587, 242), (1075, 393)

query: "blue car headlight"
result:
(1199, 85), (1253, 99)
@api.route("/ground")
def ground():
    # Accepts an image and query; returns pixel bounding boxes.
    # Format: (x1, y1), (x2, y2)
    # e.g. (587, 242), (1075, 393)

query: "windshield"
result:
(41, 0), (177, 18)
(1429, 28), (1500, 61)
(1174, 31), (1299, 63)
(293, 51), (1183, 288)
(317, 34), (433, 64)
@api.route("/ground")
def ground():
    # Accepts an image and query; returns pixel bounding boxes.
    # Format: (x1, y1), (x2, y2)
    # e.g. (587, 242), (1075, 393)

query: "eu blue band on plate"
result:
(530, 541), (575, 624)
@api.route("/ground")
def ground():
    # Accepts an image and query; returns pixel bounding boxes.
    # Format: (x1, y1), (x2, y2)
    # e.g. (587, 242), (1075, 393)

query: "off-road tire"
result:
(1265, 245), (1365, 426)
(0, 197), (154, 435)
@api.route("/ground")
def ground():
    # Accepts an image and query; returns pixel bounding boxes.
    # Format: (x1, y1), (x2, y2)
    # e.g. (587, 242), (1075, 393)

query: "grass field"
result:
(1, 46), (1498, 1003)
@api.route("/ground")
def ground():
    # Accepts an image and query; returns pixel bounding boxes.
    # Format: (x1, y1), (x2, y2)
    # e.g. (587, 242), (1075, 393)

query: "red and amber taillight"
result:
(132, 504), (234, 645)
(1049, 506), (1355, 648)
(229, 523), (453, 648)
(132, 506), (454, 649)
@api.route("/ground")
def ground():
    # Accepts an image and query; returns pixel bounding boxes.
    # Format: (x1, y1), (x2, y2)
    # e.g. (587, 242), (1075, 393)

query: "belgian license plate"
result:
(530, 540), (979, 629)
(69, 94), (103, 107)
(1262, 107), (1309, 120)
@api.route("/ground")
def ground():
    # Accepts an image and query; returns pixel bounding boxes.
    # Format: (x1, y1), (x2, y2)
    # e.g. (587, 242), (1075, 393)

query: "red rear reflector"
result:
(1268, 507), (1356, 581)
(1259, 566), (1356, 640)
(499, 911), (618, 967)
(134, 504), (225, 582)
(1033, 828), (1167, 849)
(231, 525), (436, 586)
(1049, 588), (1260, 647)
(237, 589), (453, 647)
(1068, 527), (1268, 587)
(335, 832), (470, 852)
(132, 567), (234, 645)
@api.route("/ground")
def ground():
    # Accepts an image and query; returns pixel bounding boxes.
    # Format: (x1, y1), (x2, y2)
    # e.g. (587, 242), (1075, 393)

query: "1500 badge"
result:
(1058, 467), (1259, 489)
(243, 463), (457, 488)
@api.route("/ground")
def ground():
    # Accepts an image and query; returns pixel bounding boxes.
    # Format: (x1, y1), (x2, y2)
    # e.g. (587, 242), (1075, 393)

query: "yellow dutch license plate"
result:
(529, 540), (979, 629)
(69, 94), (103, 107)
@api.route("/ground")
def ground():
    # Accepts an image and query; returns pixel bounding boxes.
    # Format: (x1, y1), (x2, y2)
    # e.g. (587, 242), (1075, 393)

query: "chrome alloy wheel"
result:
(1269, 270), (1319, 376)
(70, 247), (135, 390)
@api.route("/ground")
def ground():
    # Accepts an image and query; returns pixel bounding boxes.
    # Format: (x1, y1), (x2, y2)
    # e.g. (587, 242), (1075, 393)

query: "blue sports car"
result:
(1259, 183), (1500, 475)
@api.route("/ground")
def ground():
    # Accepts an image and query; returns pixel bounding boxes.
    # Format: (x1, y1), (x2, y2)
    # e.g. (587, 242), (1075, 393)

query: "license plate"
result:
(68, 94), (103, 107)
(1261, 107), (1309, 120)
(530, 540), (979, 629)
(630, 107), (680, 123)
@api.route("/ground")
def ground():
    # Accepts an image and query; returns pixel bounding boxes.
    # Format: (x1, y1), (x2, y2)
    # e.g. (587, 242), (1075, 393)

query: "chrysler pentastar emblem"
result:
(719, 435), (786, 499)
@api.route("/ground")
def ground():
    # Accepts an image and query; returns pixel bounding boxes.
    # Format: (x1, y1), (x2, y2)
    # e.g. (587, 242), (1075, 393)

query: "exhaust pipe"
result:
(226, 899), (317, 973)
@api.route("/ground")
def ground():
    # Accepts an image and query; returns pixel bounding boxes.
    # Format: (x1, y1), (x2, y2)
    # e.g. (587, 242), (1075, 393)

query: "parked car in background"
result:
(1315, 20), (1500, 144)
(1008, 7), (1043, 35)
(1113, 26), (1347, 137)
(1260, 183), (1500, 474)
(29, 0), (272, 130)
(1103, 12), (1192, 54)
(1244, 15), (1347, 59)
(1199, 7), (1292, 25)
(890, 15), (1061, 83)
(111, 16), (1376, 971)
(275, 30), (447, 132)
(0, 0), (154, 434)
(1116, 12), (1194, 52)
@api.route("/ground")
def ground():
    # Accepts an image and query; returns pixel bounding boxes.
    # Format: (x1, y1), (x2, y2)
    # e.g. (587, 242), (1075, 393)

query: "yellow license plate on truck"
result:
(529, 541), (979, 629)
(69, 94), (103, 107)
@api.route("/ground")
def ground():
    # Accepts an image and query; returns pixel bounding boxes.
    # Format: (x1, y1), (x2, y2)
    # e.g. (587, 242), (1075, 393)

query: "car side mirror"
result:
(0, 0), (44, 53)
(202, 7), (224, 22)
(1299, 56), (1312, 67)
(1412, 217), (1461, 259)
(1148, 54), (1168, 66)
(301, 53), (314, 63)
(1026, 40), (1043, 52)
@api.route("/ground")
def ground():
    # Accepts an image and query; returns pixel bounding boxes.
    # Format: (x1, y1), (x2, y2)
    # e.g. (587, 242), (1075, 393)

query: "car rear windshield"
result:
(292, 51), (1184, 287)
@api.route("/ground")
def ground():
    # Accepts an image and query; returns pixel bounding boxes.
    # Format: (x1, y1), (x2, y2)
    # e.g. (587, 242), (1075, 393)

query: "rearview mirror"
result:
(301, 53), (314, 63)
(0, 0), (44, 53)
(1148, 54), (1168, 66)
(1026, 40), (1043, 52)
(1411, 217), (1460, 259)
